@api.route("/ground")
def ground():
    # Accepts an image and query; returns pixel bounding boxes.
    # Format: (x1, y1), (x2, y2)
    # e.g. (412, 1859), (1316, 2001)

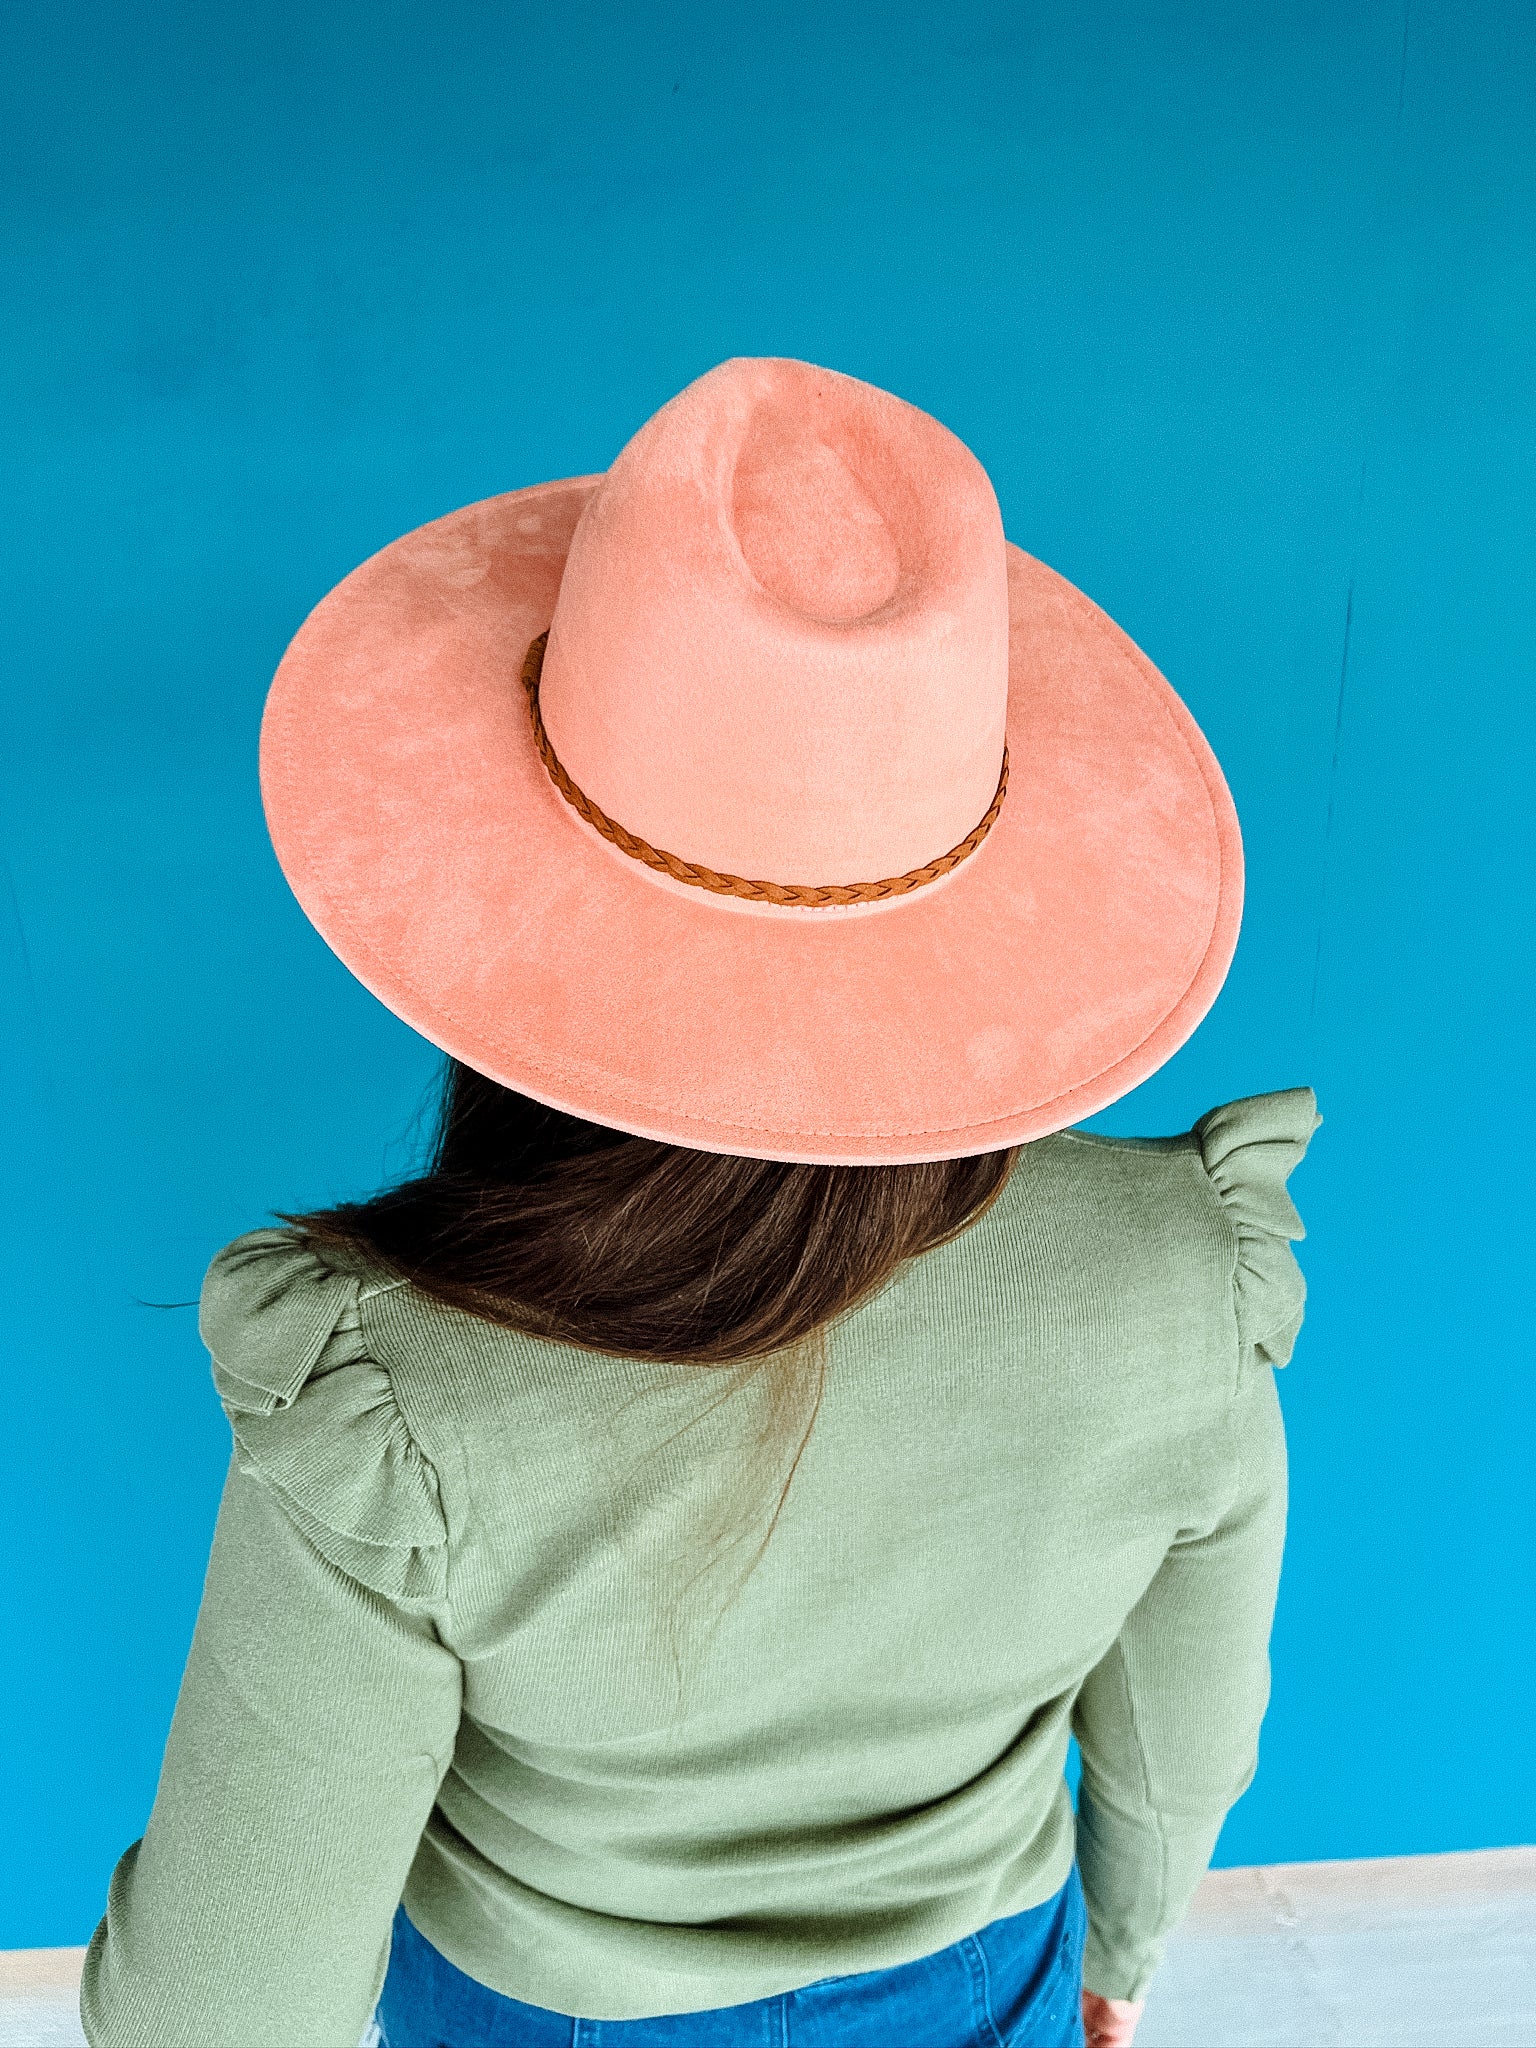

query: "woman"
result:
(82, 357), (1318, 2048)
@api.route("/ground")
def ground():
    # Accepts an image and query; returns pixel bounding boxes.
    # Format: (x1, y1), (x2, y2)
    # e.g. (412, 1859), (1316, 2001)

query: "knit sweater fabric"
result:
(80, 1086), (1320, 2047)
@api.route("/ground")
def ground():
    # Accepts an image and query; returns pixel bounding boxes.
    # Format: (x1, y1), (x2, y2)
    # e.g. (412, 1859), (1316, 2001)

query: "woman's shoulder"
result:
(198, 1227), (449, 1605)
(1046, 1086), (1322, 1367)
(1188, 1086), (1322, 1367)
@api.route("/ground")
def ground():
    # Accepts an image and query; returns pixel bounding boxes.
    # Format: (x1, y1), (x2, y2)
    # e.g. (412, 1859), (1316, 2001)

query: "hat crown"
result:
(537, 358), (1011, 891)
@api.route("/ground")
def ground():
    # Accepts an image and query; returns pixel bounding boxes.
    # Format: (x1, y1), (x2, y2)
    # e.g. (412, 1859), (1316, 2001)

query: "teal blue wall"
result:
(3, 0), (1532, 1945)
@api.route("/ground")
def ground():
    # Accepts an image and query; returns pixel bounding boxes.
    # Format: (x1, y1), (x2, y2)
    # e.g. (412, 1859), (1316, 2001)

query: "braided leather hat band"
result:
(521, 633), (1009, 908)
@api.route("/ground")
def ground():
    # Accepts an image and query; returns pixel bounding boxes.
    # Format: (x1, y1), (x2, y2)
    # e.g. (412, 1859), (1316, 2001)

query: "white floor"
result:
(6, 1846), (1532, 2048)
(1135, 1847), (1536, 2048)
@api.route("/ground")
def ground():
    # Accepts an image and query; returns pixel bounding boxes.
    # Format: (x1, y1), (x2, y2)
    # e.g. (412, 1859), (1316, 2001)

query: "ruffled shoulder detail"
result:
(199, 1228), (447, 1605)
(1192, 1088), (1322, 1369)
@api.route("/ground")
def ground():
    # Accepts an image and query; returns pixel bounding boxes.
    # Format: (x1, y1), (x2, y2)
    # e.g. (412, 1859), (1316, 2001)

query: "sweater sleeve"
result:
(79, 1231), (464, 2048)
(1071, 1087), (1320, 2002)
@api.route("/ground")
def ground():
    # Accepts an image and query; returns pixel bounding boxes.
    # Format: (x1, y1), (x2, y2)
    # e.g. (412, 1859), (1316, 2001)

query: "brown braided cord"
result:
(521, 633), (1009, 907)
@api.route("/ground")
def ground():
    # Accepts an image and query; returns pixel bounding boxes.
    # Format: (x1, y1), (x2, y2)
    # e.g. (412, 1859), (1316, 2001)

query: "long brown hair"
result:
(282, 1059), (1017, 1653)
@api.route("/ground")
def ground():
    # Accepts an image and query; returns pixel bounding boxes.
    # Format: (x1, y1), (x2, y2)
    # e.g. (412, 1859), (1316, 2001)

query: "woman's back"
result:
(82, 1087), (1317, 2043)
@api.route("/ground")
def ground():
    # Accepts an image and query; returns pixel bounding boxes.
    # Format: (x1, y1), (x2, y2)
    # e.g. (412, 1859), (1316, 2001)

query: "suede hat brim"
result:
(259, 479), (1242, 1164)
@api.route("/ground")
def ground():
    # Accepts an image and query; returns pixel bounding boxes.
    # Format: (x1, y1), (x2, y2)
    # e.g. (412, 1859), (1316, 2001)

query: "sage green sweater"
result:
(81, 1086), (1319, 2047)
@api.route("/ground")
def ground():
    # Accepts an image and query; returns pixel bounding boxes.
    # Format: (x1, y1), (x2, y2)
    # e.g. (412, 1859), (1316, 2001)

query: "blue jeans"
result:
(375, 1865), (1088, 2047)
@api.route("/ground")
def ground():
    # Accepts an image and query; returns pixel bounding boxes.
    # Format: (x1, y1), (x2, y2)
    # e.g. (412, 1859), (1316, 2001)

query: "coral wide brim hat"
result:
(260, 357), (1242, 1165)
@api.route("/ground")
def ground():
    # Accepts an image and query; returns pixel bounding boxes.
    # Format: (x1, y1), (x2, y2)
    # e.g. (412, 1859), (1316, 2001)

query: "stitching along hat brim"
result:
(260, 477), (1243, 1164)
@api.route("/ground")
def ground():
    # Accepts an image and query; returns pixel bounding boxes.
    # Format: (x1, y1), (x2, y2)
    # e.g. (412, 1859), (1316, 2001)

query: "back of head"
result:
(282, 1059), (1017, 1368)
